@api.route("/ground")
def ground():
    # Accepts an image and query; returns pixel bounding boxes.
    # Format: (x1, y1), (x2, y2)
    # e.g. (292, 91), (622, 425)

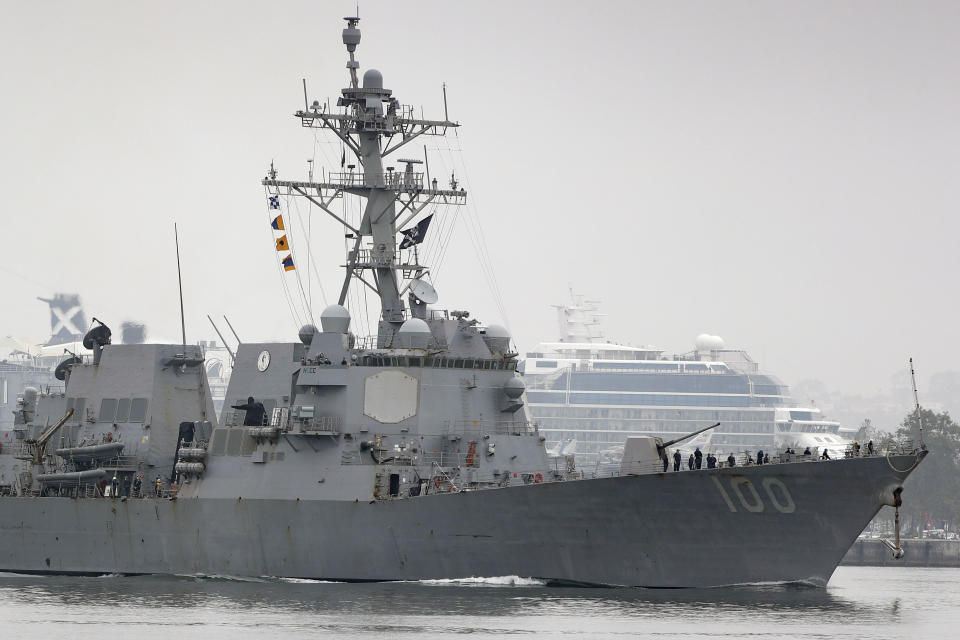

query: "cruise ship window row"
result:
(527, 390), (759, 407)
(537, 419), (776, 434)
(566, 372), (752, 394)
(530, 406), (776, 422)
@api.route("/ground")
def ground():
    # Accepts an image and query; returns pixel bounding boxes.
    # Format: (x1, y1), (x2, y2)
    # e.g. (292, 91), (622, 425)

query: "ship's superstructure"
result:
(524, 292), (849, 468)
(0, 18), (925, 588)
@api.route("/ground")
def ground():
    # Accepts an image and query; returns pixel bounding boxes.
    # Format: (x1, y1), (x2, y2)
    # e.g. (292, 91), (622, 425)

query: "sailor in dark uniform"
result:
(231, 396), (267, 426)
(673, 449), (682, 472)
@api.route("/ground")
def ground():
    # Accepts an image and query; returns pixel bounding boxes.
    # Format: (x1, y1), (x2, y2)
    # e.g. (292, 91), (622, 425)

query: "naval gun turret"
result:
(620, 422), (721, 474)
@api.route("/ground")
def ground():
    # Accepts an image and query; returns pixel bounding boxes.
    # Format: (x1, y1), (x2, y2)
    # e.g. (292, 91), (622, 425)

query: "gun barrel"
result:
(660, 422), (721, 450)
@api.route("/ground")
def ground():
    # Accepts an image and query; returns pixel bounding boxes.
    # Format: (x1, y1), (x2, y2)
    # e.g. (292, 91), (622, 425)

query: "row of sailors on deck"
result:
(664, 440), (876, 471)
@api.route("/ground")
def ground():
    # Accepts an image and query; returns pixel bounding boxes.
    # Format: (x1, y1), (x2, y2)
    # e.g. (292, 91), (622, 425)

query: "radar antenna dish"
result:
(408, 278), (438, 304)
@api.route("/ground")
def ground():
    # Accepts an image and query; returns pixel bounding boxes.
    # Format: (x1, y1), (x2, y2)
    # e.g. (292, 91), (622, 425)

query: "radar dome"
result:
(484, 324), (510, 339)
(482, 324), (511, 353)
(298, 324), (317, 345)
(362, 69), (383, 89)
(320, 305), (351, 333)
(504, 376), (525, 399)
(695, 333), (725, 351)
(397, 317), (431, 349)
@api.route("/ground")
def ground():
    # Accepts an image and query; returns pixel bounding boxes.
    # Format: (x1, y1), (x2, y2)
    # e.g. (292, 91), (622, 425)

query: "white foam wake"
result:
(417, 575), (546, 586)
(274, 577), (344, 584)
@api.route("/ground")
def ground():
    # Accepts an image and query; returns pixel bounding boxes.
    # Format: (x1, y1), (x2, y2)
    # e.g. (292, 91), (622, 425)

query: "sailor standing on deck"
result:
(694, 447), (703, 469)
(231, 396), (267, 426)
(673, 449), (682, 472)
(727, 452), (736, 467)
(687, 453), (695, 470)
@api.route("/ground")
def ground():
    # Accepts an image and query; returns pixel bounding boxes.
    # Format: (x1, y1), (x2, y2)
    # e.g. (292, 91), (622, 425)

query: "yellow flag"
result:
(276, 235), (289, 251)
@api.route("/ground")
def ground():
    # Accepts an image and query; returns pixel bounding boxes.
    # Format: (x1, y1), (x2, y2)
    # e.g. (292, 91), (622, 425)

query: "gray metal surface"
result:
(0, 455), (920, 587)
(0, 17), (927, 588)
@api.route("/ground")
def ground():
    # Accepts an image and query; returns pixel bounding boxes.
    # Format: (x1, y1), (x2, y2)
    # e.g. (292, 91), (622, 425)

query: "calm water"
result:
(0, 567), (956, 639)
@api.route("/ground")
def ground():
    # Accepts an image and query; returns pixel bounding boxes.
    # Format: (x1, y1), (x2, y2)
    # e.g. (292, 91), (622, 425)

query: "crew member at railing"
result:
(853, 441), (861, 457)
(756, 449), (765, 465)
(673, 449), (682, 472)
(803, 446), (812, 457)
(231, 396), (267, 426)
(687, 453), (695, 470)
(706, 452), (717, 469)
(694, 447), (703, 469)
(821, 448), (831, 460)
(867, 440), (874, 455)
(727, 452), (736, 468)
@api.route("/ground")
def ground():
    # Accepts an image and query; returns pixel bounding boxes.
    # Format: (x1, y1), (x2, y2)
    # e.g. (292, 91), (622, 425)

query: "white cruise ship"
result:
(521, 292), (851, 468)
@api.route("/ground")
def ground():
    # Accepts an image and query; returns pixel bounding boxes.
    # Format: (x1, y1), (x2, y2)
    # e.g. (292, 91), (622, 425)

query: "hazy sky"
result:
(1, 1), (957, 397)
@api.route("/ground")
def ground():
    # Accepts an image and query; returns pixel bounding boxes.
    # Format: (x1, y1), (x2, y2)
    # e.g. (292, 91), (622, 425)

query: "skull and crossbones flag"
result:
(399, 214), (433, 249)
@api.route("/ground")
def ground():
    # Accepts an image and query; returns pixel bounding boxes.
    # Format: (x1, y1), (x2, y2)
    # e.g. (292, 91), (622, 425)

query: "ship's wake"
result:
(414, 576), (546, 587)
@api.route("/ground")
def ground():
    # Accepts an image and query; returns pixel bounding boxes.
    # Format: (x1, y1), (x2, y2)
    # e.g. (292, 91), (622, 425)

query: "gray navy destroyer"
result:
(0, 18), (927, 587)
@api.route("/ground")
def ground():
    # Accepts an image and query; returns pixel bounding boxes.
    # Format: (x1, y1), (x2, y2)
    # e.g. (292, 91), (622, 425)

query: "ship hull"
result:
(0, 455), (920, 587)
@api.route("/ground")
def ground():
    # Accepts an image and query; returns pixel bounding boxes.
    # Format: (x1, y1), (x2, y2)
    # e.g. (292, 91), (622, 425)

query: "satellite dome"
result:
(695, 334), (725, 351)
(482, 324), (511, 353)
(298, 324), (317, 345)
(504, 376), (525, 399)
(397, 317), (431, 349)
(320, 305), (351, 333)
(362, 69), (383, 89)
(484, 324), (510, 339)
(398, 317), (430, 334)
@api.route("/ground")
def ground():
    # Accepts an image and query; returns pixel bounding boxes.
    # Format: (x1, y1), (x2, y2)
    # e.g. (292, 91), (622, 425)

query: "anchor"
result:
(880, 487), (905, 560)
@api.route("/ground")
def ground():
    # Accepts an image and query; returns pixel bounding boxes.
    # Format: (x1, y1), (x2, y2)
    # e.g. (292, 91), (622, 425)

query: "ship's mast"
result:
(263, 17), (466, 348)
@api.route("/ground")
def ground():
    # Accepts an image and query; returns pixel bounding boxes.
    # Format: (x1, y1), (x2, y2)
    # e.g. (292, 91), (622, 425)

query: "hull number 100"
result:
(711, 476), (796, 514)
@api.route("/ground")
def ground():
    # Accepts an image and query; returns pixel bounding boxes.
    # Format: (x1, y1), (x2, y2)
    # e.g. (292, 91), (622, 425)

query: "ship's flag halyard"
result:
(399, 214), (433, 249)
(267, 197), (291, 271)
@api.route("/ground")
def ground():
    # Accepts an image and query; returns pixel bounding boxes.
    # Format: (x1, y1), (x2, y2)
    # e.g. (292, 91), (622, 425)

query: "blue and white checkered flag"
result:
(269, 195), (280, 209)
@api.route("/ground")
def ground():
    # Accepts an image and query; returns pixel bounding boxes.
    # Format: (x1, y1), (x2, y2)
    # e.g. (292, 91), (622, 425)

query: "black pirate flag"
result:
(399, 214), (433, 249)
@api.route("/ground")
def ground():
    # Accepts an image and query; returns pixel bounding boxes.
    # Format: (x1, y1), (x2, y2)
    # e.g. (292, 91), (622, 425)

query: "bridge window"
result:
(115, 398), (130, 422)
(129, 398), (148, 423)
(99, 398), (118, 423)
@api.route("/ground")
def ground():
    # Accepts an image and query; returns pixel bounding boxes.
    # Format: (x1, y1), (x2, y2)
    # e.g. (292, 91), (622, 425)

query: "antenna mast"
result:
(263, 17), (466, 348)
(909, 357), (925, 448)
(174, 223), (187, 356)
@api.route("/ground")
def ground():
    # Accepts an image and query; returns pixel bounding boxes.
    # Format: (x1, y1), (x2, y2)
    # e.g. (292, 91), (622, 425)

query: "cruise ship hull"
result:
(0, 454), (920, 587)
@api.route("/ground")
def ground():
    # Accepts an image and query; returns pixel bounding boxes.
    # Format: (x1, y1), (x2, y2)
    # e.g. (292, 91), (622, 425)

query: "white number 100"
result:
(711, 476), (796, 514)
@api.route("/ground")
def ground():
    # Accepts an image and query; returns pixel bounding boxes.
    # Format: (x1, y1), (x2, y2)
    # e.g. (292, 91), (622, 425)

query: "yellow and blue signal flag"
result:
(276, 235), (289, 251)
(282, 254), (295, 271)
(271, 215), (285, 231)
